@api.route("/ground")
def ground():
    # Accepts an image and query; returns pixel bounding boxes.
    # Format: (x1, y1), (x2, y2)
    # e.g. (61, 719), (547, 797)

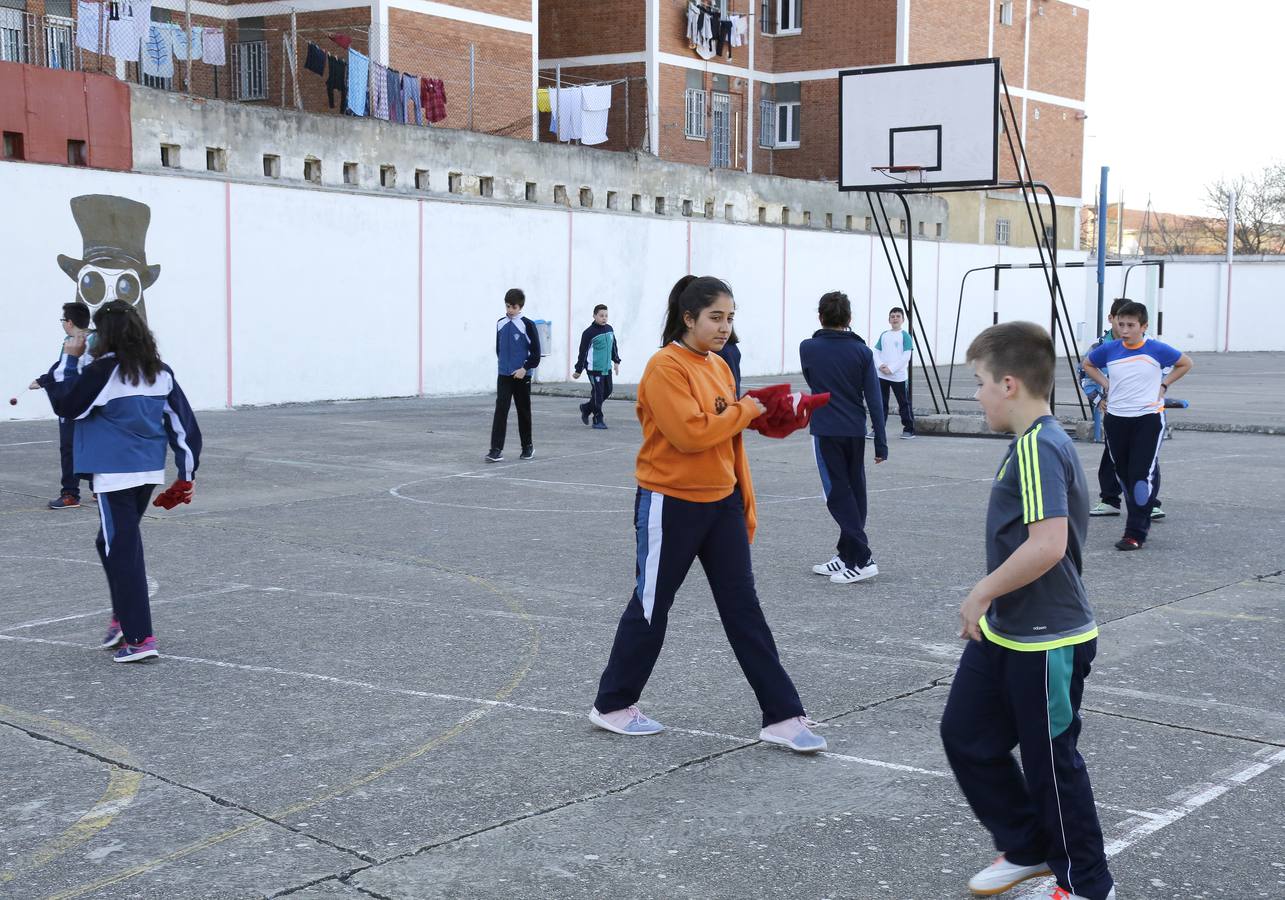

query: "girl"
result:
(588, 275), (825, 753)
(40, 301), (202, 663)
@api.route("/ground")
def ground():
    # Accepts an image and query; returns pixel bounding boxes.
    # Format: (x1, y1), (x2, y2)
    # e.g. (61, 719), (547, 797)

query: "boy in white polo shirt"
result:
(1081, 301), (1191, 550)
(873, 307), (915, 439)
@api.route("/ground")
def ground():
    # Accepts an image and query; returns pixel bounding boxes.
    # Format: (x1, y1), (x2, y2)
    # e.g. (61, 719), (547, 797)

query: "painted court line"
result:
(0, 584), (250, 633)
(0, 631), (946, 779)
(1015, 745), (1285, 897)
(0, 440), (56, 447)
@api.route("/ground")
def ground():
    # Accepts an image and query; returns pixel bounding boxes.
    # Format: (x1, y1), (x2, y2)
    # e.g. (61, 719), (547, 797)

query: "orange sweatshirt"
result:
(634, 342), (761, 541)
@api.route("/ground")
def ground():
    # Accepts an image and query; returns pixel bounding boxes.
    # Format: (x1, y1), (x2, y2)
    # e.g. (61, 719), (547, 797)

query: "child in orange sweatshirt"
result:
(588, 275), (826, 753)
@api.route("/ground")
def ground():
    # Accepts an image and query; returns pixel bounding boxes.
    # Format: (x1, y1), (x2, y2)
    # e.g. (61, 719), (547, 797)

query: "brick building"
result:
(538, 0), (1089, 247)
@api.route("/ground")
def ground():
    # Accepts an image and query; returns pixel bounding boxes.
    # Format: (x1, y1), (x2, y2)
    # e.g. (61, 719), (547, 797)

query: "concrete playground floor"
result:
(0, 390), (1282, 899)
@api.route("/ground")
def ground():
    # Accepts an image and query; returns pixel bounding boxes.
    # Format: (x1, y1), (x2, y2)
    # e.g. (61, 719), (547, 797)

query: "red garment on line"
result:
(329, 33), (352, 49)
(422, 78), (447, 123)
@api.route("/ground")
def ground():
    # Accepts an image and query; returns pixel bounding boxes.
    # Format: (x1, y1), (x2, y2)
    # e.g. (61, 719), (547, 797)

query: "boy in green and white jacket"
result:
(573, 304), (621, 430)
(873, 306), (915, 439)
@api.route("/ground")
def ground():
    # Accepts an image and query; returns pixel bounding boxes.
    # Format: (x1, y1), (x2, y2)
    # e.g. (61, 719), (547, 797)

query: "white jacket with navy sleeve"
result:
(39, 352), (202, 494)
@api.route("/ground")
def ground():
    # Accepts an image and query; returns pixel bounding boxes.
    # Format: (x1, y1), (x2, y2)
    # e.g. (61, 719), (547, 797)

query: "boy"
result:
(46, 302), (93, 509)
(488, 288), (541, 462)
(799, 291), (887, 585)
(873, 306), (915, 439)
(1081, 301), (1190, 550)
(941, 321), (1115, 900)
(1083, 300), (1164, 521)
(573, 304), (621, 430)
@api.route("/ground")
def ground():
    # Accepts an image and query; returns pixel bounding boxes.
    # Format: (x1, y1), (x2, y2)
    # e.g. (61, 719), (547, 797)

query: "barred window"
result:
(684, 88), (707, 140)
(996, 218), (1011, 245)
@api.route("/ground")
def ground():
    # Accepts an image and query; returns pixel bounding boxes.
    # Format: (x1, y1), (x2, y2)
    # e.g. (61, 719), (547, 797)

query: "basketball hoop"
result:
(871, 165), (927, 185)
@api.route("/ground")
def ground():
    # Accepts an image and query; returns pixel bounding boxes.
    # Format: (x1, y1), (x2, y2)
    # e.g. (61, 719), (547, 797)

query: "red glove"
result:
(152, 480), (194, 510)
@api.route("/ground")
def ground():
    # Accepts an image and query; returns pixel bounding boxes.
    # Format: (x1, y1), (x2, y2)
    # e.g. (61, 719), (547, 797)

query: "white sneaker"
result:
(830, 562), (878, 584)
(812, 556), (844, 576)
(588, 705), (664, 736)
(967, 854), (1052, 895)
(759, 716), (827, 753)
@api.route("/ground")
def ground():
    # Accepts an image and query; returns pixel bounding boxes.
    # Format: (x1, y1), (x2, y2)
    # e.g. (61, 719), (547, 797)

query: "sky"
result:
(1081, 0), (1285, 215)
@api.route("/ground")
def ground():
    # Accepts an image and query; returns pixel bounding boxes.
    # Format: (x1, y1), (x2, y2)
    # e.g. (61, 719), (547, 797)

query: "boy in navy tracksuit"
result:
(488, 288), (541, 462)
(798, 291), (888, 585)
(39, 301), (202, 663)
(941, 321), (1113, 900)
(573, 304), (621, 429)
(44, 302), (94, 509)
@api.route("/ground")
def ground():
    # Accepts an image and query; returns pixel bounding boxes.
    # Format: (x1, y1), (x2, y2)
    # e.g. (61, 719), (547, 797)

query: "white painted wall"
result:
(4, 160), (1284, 422)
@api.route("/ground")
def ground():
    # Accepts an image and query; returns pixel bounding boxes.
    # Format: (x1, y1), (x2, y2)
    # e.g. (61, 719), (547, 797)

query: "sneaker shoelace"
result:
(625, 705), (648, 726)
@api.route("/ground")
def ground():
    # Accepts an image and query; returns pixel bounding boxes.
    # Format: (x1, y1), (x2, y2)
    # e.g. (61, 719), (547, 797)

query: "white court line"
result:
(1015, 745), (1285, 897)
(0, 584), (249, 632)
(0, 440), (56, 447)
(0, 631), (947, 779)
(449, 445), (628, 480)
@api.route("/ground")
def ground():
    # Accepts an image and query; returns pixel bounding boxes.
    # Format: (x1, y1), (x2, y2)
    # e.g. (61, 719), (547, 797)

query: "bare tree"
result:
(1142, 211), (1206, 255)
(1202, 164), (1285, 255)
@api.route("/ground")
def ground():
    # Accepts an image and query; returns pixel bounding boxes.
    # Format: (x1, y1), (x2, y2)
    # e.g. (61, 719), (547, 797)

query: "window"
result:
(936, 222), (944, 238)
(380, 165), (396, 188)
(66, 139), (86, 166)
(160, 144), (180, 168)
(417, 169), (431, 190)
(995, 218), (1011, 245)
(525, 181), (537, 201)
(579, 186), (592, 207)
(2, 131), (24, 160)
(682, 199), (693, 217)
(44, 14), (75, 71)
(480, 176), (494, 198)
(553, 184), (567, 204)
(684, 88), (707, 139)
(343, 162), (358, 185)
(760, 0), (771, 33)
(262, 154), (280, 177)
(774, 82), (800, 148)
(632, 194), (642, 212)
(232, 20), (268, 102)
(777, 0), (802, 33)
(999, 0), (1013, 25)
(1043, 224), (1056, 246)
(654, 196), (666, 215)
(916, 220), (925, 235)
(758, 83), (775, 147)
(450, 173), (464, 194)
(206, 147), (226, 172)
(304, 157), (321, 183)
(607, 191), (618, 210)
(0, 5), (27, 64)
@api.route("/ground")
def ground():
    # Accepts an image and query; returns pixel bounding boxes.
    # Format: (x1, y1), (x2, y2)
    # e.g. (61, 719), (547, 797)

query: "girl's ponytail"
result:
(660, 275), (732, 347)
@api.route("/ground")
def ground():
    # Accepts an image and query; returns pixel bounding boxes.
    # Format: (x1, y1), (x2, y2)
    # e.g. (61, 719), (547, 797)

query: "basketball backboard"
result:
(839, 58), (1000, 192)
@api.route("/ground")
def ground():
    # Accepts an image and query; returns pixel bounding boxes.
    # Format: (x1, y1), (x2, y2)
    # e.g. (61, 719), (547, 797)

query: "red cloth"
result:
(152, 480), (194, 510)
(423, 78), (447, 123)
(744, 384), (831, 439)
(329, 33), (352, 49)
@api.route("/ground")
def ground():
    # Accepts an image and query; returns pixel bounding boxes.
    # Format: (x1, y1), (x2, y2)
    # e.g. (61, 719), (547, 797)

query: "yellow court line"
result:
(47, 558), (540, 900)
(0, 705), (145, 888)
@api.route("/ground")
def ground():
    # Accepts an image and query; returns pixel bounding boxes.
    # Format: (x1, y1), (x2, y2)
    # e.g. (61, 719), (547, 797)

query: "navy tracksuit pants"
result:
(58, 418), (85, 497)
(1103, 412), (1164, 541)
(580, 371), (613, 424)
(594, 487), (806, 727)
(96, 485), (157, 644)
(941, 637), (1113, 900)
(813, 435), (873, 569)
(1098, 444), (1160, 509)
(491, 374), (533, 453)
(879, 378), (914, 434)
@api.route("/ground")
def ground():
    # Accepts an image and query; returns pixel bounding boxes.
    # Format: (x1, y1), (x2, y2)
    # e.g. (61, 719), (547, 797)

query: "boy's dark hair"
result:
(662, 275), (732, 346)
(504, 288), (526, 308)
(92, 301), (162, 386)
(1114, 300), (1148, 325)
(889, 306), (905, 317)
(966, 321), (1054, 398)
(1108, 297), (1131, 318)
(62, 302), (91, 329)
(818, 291), (852, 328)
(593, 304), (608, 315)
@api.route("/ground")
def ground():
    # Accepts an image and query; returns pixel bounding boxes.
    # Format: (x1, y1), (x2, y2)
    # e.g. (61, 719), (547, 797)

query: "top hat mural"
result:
(56, 195), (161, 322)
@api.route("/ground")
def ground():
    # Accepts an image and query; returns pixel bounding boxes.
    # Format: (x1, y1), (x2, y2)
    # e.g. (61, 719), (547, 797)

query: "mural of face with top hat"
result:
(56, 195), (161, 323)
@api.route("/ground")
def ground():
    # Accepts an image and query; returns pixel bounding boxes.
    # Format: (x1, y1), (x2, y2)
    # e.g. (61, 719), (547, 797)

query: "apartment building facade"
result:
(538, 0), (1088, 247)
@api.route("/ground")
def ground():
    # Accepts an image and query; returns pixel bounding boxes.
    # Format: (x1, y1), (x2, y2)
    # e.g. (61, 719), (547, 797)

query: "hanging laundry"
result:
(106, 0), (150, 62)
(536, 87), (551, 113)
(717, 19), (733, 58)
(580, 84), (612, 146)
(686, 3), (700, 48)
(75, 1), (101, 54)
(731, 15), (748, 47)
(304, 41), (325, 76)
(141, 23), (174, 78)
(346, 48), (370, 116)
(370, 61), (390, 119)
(325, 53), (346, 109)
(169, 24), (201, 61)
(402, 73), (421, 125)
(386, 68), (403, 123)
(548, 87), (558, 133)
(423, 78), (447, 124)
(202, 27), (225, 66)
(329, 32), (352, 50)
(556, 86), (583, 141)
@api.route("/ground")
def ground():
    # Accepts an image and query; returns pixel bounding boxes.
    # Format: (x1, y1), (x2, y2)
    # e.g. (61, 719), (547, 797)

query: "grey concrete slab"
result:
(0, 392), (1281, 898)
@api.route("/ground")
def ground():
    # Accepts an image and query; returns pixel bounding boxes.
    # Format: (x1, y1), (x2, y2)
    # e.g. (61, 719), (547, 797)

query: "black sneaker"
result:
(485, 450), (503, 463)
(48, 493), (80, 510)
(520, 446), (535, 461)
(592, 421), (608, 430)
(1115, 536), (1143, 551)
(580, 403), (591, 426)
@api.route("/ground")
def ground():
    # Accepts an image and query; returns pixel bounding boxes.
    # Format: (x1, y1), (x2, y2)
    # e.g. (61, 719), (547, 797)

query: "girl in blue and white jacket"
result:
(39, 301), (202, 663)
